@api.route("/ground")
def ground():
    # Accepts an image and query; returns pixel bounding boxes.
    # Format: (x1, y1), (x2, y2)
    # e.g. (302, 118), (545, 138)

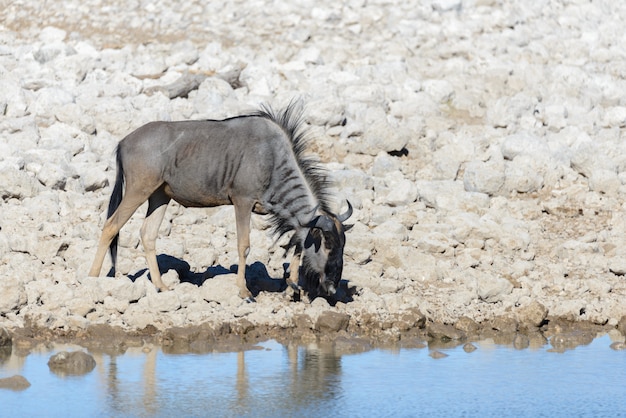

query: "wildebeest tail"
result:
(107, 146), (125, 272)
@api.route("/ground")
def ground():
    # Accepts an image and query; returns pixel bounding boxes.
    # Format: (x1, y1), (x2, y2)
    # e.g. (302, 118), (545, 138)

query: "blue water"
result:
(1, 335), (625, 417)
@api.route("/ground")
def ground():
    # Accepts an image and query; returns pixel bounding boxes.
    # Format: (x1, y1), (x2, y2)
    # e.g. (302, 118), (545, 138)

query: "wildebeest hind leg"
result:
(89, 191), (151, 277)
(141, 188), (171, 291)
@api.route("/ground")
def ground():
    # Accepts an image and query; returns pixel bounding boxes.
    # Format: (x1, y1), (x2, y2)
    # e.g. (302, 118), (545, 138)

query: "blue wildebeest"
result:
(88, 103), (352, 300)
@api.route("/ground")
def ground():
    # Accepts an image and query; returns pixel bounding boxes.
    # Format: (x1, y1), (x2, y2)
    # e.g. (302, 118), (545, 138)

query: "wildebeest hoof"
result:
(244, 296), (256, 303)
(284, 285), (301, 302)
(239, 288), (253, 300)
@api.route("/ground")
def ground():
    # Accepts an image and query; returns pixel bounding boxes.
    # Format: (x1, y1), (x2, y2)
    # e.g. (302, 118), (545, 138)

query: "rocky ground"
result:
(1, 0), (626, 350)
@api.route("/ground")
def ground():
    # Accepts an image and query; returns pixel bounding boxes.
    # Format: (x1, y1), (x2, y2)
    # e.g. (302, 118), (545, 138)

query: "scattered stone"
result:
(513, 334), (530, 350)
(146, 291), (181, 313)
(610, 342), (626, 351)
(549, 331), (595, 352)
(0, 375), (31, 391)
(476, 276), (513, 303)
(463, 160), (505, 196)
(48, 351), (97, 375)
(0, 327), (11, 347)
(517, 302), (548, 328)
(455, 317), (480, 336)
(608, 259), (626, 276)
(315, 311), (351, 333)
(427, 323), (466, 341)
(463, 343), (477, 353)
(429, 350), (448, 359)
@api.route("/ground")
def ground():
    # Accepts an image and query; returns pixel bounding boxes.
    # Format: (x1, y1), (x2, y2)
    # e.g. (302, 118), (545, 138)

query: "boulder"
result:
(48, 351), (96, 375)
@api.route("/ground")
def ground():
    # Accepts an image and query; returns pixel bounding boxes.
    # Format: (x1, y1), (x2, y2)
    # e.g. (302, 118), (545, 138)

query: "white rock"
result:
(305, 97), (345, 127)
(332, 168), (373, 191)
(39, 26), (67, 43)
(192, 77), (235, 116)
(174, 282), (202, 308)
(96, 277), (141, 302)
(588, 169), (620, 194)
(28, 87), (75, 120)
(371, 152), (401, 178)
(416, 180), (490, 213)
(34, 42), (71, 64)
(103, 295), (129, 314)
(239, 64), (277, 98)
(356, 109), (409, 155)
(603, 106), (626, 128)
(0, 168), (41, 199)
(165, 41), (199, 68)
(415, 231), (456, 254)
(542, 104), (568, 131)
(463, 160), (505, 196)
(201, 274), (241, 306)
(0, 281), (26, 312)
(608, 258), (626, 276)
(74, 162), (110, 192)
(476, 275), (513, 303)
(161, 269), (181, 289)
(504, 155), (544, 193)
(66, 297), (95, 318)
(501, 132), (550, 160)
(431, 0), (462, 12)
(570, 139), (616, 178)
(422, 79), (455, 103)
(40, 283), (74, 310)
(372, 220), (408, 242)
(384, 178), (417, 207)
(146, 291), (181, 312)
(36, 162), (71, 190)
(0, 83), (27, 118)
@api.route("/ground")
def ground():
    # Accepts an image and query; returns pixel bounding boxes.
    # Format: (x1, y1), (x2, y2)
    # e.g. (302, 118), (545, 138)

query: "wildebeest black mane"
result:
(253, 102), (334, 239)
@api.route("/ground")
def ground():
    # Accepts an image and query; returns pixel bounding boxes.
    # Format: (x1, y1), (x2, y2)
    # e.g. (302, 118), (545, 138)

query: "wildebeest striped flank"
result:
(88, 102), (352, 300)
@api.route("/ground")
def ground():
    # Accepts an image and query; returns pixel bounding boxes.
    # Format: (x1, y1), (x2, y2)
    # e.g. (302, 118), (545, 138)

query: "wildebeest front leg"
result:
(285, 248), (302, 301)
(233, 197), (254, 300)
(141, 189), (171, 291)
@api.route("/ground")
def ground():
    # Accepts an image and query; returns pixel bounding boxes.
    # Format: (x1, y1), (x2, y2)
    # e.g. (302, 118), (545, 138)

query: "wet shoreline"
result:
(4, 314), (626, 358)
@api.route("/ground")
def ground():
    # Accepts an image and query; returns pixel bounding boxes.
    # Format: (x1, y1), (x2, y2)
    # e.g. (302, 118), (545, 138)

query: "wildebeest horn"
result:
(336, 200), (353, 223)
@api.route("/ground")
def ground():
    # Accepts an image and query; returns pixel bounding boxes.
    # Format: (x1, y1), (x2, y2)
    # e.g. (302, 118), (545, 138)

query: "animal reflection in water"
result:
(89, 102), (352, 301)
(93, 343), (342, 414)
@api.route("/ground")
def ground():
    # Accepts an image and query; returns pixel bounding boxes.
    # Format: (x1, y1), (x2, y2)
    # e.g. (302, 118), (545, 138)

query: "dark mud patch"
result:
(3, 314), (624, 356)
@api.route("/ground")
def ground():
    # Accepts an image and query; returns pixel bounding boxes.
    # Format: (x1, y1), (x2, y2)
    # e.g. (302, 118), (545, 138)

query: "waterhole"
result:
(1, 334), (624, 417)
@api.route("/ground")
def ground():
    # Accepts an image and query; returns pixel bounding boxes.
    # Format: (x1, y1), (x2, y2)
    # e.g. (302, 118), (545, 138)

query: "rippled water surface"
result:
(1, 334), (625, 417)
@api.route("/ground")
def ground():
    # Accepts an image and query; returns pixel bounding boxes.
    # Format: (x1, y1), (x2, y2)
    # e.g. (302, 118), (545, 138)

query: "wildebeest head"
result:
(302, 201), (353, 297)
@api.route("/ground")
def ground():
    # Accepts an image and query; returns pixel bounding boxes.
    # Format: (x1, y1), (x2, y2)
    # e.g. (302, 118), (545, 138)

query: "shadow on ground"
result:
(124, 254), (354, 305)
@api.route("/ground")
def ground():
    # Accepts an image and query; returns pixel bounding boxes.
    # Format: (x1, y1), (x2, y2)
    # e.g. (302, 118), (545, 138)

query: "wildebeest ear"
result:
(304, 229), (322, 252)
